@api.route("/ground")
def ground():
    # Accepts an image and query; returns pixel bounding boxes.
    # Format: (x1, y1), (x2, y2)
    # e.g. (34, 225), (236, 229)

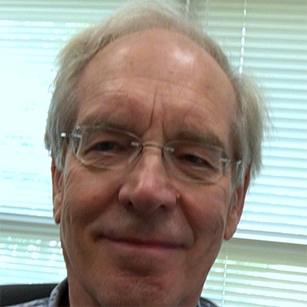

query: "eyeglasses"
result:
(61, 125), (242, 184)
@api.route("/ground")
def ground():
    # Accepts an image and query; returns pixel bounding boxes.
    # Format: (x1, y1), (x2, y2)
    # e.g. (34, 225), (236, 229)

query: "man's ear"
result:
(51, 159), (63, 224)
(224, 167), (251, 240)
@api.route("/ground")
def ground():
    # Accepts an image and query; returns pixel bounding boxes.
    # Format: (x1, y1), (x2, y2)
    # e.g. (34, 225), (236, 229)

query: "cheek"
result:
(179, 184), (231, 284)
(60, 164), (121, 234)
(184, 184), (230, 242)
(59, 164), (123, 271)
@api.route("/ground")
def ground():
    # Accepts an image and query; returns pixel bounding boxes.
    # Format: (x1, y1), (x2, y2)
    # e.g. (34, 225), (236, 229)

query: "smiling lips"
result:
(105, 236), (184, 250)
(96, 229), (188, 253)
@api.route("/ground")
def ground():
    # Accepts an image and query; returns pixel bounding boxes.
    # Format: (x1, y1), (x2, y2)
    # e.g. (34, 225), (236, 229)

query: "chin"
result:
(90, 271), (188, 307)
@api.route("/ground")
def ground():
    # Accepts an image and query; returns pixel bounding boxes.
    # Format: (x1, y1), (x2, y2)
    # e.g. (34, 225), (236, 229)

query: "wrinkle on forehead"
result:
(147, 85), (159, 133)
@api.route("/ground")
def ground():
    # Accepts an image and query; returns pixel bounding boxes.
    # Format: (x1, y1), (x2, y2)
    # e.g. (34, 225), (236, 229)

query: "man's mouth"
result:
(95, 229), (188, 257)
(104, 236), (184, 250)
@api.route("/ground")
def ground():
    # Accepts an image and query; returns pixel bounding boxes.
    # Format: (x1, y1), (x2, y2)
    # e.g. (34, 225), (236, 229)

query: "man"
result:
(20, 1), (266, 306)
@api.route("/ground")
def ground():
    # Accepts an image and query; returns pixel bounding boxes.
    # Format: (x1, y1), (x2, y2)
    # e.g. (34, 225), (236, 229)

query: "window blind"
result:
(195, 0), (307, 245)
(0, 1), (306, 306)
(195, 1), (307, 305)
(205, 239), (307, 306)
(237, 0), (307, 245)
(0, 0), (128, 284)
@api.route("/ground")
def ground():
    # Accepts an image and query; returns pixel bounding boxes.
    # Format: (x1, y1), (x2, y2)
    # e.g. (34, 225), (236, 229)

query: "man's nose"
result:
(118, 149), (178, 216)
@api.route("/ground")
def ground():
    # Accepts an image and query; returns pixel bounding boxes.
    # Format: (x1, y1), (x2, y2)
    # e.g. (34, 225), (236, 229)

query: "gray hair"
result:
(45, 0), (267, 185)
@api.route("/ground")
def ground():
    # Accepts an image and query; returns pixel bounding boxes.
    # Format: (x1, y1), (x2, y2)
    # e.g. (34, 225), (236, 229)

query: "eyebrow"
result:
(76, 94), (226, 152)
(76, 93), (143, 130)
(174, 130), (226, 152)
(78, 117), (226, 149)
(77, 116), (137, 134)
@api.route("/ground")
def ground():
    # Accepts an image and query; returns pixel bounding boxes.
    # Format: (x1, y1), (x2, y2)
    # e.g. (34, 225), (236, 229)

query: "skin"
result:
(52, 28), (250, 307)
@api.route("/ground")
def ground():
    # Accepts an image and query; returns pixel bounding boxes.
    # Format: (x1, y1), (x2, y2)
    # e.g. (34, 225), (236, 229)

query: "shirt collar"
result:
(47, 279), (207, 307)
(48, 279), (68, 307)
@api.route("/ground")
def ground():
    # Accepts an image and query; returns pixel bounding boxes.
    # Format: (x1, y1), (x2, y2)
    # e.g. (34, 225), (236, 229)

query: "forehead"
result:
(76, 28), (237, 150)
(79, 28), (235, 102)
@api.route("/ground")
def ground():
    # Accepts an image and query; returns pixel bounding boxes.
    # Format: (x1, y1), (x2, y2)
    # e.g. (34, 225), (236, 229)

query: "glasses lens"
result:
(165, 141), (224, 183)
(75, 127), (139, 169)
(69, 126), (231, 183)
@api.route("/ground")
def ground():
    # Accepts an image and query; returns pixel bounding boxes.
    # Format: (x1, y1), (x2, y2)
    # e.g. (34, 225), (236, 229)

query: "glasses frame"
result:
(61, 125), (242, 184)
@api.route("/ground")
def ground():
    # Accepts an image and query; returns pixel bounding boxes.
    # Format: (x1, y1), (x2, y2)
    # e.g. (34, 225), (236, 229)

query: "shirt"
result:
(8, 279), (218, 307)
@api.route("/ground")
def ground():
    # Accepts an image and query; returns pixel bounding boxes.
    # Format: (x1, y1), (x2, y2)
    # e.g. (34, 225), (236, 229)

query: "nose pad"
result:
(118, 152), (178, 216)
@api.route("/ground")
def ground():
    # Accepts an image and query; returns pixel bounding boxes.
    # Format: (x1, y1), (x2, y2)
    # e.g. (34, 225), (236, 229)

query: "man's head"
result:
(45, 2), (266, 306)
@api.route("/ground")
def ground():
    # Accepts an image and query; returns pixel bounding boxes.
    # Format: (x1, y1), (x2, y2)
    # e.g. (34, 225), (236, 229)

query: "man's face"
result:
(52, 29), (249, 307)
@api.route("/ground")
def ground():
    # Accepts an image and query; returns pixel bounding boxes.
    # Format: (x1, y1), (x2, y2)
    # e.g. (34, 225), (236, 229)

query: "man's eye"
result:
(178, 153), (214, 169)
(180, 154), (208, 166)
(91, 141), (120, 151)
(85, 140), (126, 154)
